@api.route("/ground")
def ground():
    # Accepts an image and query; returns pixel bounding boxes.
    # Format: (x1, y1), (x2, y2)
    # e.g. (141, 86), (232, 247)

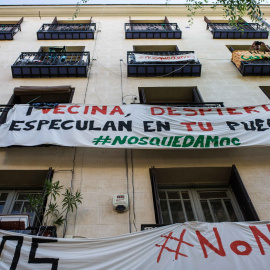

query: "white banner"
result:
(1, 104), (270, 148)
(0, 222), (270, 270)
(134, 53), (198, 62)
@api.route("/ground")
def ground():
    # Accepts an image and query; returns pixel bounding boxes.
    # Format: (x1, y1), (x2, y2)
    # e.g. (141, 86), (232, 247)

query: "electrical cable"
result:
(63, 147), (76, 237)
(120, 60), (124, 104)
(125, 149), (131, 233)
(130, 149), (137, 231)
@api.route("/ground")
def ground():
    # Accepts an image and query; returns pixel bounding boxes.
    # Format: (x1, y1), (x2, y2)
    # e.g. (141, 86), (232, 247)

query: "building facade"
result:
(0, 4), (270, 240)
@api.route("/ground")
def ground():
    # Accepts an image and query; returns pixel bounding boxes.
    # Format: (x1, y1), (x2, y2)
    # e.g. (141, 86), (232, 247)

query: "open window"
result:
(133, 45), (179, 52)
(0, 85), (74, 124)
(149, 166), (259, 227)
(126, 16), (181, 39)
(9, 85), (75, 104)
(0, 168), (53, 233)
(260, 86), (270, 99)
(127, 46), (201, 77)
(0, 17), (23, 40)
(138, 86), (223, 107)
(226, 44), (270, 76)
(37, 17), (96, 40)
(205, 16), (268, 39)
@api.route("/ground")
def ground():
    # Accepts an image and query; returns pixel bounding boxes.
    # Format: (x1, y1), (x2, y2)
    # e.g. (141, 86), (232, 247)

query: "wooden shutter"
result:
(149, 167), (163, 224)
(192, 87), (203, 103)
(52, 16), (58, 25)
(34, 167), (54, 227)
(139, 88), (147, 104)
(230, 165), (259, 221)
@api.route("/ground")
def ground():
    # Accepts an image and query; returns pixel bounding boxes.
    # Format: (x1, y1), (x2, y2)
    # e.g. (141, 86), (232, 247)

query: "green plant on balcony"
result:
(27, 179), (82, 236)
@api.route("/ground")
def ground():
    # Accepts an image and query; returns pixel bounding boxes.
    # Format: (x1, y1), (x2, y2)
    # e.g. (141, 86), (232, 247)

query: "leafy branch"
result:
(27, 179), (82, 227)
(186, 0), (266, 26)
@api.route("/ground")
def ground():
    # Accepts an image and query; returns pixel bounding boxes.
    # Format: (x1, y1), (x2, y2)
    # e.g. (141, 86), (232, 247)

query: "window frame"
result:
(159, 187), (244, 224)
(0, 190), (42, 226)
(150, 166), (259, 225)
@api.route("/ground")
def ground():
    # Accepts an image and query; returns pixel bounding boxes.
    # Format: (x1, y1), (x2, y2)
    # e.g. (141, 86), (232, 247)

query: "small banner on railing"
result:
(1, 104), (270, 148)
(134, 53), (198, 62)
(0, 222), (270, 270)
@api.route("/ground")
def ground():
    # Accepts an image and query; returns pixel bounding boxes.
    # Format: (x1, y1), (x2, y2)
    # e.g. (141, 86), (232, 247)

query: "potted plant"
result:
(27, 179), (82, 237)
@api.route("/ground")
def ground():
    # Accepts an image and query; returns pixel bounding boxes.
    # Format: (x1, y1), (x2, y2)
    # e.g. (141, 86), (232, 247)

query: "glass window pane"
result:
(158, 191), (166, 200)
(224, 199), (238, 222)
(201, 200), (213, 222)
(211, 200), (228, 222)
(184, 201), (195, 221)
(170, 201), (186, 223)
(167, 191), (180, 199)
(0, 193), (8, 201)
(23, 202), (36, 226)
(17, 194), (29, 200)
(181, 192), (190, 199)
(160, 200), (171, 224)
(0, 203), (5, 214)
(199, 191), (227, 199)
(11, 202), (23, 214)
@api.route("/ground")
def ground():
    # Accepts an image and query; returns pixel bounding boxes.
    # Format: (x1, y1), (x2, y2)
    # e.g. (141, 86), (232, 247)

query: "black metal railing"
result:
(207, 23), (268, 39)
(142, 102), (224, 107)
(127, 51), (200, 64)
(0, 23), (21, 40)
(12, 52), (90, 78)
(37, 23), (96, 39)
(239, 59), (270, 76)
(125, 23), (181, 39)
(127, 51), (201, 77)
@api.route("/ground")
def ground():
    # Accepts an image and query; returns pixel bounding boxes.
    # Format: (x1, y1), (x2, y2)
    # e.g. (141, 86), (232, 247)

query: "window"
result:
(0, 191), (41, 226)
(150, 166), (259, 225)
(0, 17), (23, 40)
(0, 85), (74, 124)
(133, 45), (179, 52)
(260, 86), (270, 99)
(37, 17), (95, 40)
(0, 169), (53, 230)
(12, 47), (90, 78)
(126, 17), (181, 39)
(205, 16), (268, 39)
(227, 44), (270, 76)
(138, 86), (224, 107)
(9, 85), (75, 104)
(139, 86), (203, 105)
(159, 188), (242, 223)
(127, 46), (201, 77)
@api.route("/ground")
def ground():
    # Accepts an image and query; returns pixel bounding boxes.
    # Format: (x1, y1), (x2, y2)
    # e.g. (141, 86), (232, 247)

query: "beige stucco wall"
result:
(0, 8), (270, 238)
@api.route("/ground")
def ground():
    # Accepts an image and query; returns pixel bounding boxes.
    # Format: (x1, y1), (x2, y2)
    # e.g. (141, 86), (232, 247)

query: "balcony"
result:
(37, 23), (96, 40)
(0, 17), (23, 40)
(11, 51), (90, 78)
(127, 51), (201, 77)
(229, 45), (270, 76)
(125, 23), (181, 39)
(205, 16), (268, 39)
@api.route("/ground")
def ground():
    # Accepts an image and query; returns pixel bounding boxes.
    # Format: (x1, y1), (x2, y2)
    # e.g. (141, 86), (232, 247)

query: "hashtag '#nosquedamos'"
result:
(92, 136), (112, 145)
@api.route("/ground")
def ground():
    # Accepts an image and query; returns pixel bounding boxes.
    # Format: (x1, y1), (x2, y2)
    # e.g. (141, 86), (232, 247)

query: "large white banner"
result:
(1, 104), (270, 148)
(0, 222), (270, 270)
(134, 53), (198, 62)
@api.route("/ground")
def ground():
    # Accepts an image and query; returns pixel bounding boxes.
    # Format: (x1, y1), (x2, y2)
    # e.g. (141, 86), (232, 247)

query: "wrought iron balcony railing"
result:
(37, 23), (96, 40)
(239, 60), (270, 76)
(207, 23), (268, 39)
(0, 23), (21, 40)
(127, 51), (201, 77)
(11, 52), (90, 78)
(141, 102), (224, 107)
(125, 23), (181, 39)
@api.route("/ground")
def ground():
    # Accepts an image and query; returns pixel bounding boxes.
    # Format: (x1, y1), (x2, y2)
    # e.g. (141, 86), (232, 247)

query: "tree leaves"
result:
(186, 0), (266, 25)
(27, 179), (83, 228)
